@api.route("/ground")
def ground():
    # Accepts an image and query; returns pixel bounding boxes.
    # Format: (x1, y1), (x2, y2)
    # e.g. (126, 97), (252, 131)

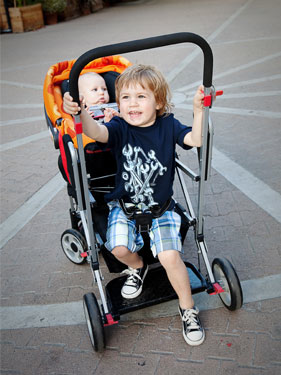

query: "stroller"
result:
(43, 32), (243, 352)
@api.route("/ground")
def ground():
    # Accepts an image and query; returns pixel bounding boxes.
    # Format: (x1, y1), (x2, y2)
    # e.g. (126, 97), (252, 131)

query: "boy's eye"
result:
(138, 95), (145, 99)
(121, 95), (129, 100)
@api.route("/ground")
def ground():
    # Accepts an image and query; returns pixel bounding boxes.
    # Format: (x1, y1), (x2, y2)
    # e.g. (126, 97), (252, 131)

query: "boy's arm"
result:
(81, 108), (109, 143)
(63, 92), (109, 143)
(183, 85), (204, 147)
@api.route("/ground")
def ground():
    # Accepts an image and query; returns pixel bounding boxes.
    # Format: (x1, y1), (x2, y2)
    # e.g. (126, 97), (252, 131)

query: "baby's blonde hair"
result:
(78, 72), (103, 86)
(115, 64), (173, 116)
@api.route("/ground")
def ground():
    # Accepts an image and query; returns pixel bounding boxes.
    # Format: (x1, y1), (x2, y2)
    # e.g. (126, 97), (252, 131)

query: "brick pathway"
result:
(1, 0), (280, 374)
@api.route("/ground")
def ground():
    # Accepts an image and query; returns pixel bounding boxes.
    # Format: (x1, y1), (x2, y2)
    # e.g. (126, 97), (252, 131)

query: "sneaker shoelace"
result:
(121, 267), (142, 286)
(182, 309), (200, 330)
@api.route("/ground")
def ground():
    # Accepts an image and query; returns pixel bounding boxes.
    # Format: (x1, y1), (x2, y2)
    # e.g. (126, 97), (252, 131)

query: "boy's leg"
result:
(112, 245), (143, 269)
(112, 246), (148, 299)
(105, 203), (148, 299)
(157, 250), (194, 309)
(158, 250), (205, 346)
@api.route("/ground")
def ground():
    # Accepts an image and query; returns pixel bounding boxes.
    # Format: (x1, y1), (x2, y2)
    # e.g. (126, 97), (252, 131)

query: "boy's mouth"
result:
(129, 111), (141, 116)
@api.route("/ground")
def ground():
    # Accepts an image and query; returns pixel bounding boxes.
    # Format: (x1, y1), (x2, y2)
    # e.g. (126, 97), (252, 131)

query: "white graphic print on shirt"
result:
(122, 144), (167, 205)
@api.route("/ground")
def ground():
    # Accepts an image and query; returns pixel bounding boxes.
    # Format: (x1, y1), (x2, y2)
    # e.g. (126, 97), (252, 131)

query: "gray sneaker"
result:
(121, 263), (148, 299)
(179, 306), (205, 346)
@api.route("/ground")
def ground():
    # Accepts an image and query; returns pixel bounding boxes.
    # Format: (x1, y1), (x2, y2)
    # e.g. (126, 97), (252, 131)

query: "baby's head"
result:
(115, 64), (173, 116)
(78, 72), (109, 107)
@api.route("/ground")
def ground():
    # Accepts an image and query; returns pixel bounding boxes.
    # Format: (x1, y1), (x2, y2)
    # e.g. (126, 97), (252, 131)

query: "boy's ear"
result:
(156, 102), (162, 110)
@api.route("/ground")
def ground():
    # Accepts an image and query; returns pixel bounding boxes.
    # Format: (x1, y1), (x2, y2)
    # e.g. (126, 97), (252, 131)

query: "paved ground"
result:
(1, 0), (281, 374)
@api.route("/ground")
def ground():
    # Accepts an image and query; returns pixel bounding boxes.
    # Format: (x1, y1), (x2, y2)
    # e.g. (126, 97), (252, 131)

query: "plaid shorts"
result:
(105, 200), (182, 257)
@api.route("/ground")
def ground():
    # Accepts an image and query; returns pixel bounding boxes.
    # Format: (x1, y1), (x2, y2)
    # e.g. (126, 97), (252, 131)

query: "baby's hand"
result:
(193, 85), (205, 112)
(63, 92), (81, 115)
(104, 107), (120, 122)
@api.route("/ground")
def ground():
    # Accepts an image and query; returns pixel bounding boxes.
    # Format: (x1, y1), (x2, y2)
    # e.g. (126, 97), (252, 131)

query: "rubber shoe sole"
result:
(179, 306), (205, 346)
(182, 326), (205, 346)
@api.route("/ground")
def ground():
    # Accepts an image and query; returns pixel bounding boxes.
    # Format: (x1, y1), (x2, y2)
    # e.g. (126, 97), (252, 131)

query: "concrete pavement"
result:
(1, 0), (281, 373)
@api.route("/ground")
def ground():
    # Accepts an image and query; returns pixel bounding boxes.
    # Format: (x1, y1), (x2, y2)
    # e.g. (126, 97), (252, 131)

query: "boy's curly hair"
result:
(115, 64), (173, 116)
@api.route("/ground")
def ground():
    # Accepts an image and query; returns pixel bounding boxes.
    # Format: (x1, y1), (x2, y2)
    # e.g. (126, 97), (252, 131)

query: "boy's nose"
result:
(129, 97), (138, 106)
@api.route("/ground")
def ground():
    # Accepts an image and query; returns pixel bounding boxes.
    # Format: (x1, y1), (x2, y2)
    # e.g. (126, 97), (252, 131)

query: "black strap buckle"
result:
(118, 198), (172, 233)
(134, 211), (153, 233)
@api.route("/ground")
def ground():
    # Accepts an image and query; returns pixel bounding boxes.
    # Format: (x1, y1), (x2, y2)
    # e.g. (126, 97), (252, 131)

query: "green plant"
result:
(40, 0), (67, 14)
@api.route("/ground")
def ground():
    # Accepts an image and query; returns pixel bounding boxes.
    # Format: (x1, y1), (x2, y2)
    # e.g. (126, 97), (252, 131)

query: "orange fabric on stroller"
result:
(43, 55), (131, 148)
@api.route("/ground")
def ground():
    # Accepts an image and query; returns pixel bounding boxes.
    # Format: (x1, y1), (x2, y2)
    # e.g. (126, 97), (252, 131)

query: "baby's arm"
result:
(63, 92), (109, 143)
(183, 85), (204, 147)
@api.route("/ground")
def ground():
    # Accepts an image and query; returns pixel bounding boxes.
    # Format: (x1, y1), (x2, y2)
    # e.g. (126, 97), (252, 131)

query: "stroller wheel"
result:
(212, 257), (243, 311)
(83, 293), (105, 352)
(61, 229), (87, 264)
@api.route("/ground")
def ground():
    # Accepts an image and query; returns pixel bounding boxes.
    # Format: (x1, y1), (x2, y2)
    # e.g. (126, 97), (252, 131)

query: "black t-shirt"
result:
(102, 114), (192, 207)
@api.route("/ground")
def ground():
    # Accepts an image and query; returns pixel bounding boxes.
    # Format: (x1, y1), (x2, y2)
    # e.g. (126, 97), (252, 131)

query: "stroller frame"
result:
(53, 33), (243, 352)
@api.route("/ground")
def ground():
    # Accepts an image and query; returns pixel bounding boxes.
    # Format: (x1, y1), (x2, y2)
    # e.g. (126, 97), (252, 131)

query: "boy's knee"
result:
(112, 245), (130, 258)
(158, 250), (181, 269)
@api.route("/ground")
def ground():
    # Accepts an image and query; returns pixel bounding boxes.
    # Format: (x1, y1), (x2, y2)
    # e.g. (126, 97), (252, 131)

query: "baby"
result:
(78, 72), (118, 121)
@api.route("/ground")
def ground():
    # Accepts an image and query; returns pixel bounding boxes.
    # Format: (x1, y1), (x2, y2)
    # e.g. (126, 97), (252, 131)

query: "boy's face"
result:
(118, 82), (160, 127)
(79, 74), (109, 107)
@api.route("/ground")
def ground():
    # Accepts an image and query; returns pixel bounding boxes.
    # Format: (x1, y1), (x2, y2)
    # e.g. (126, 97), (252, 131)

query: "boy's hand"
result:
(85, 106), (95, 117)
(104, 107), (120, 122)
(63, 92), (81, 115)
(193, 85), (205, 113)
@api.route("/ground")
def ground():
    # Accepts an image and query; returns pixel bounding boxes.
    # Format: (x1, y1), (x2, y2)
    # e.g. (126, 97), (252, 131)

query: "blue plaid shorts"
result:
(105, 200), (182, 257)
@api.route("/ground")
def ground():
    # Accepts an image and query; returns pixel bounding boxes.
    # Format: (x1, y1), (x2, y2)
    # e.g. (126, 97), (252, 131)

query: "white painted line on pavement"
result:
(212, 147), (281, 223)
(171, 132), (281, 224)
(193, 274), (281, 312)
(177, 52), (281, 92)
(183, 90), (281, 100)
(1, 274), (280, 330)
(176, 103), (281, 119)
(205, 0), (254, 41)
(0, 103), (43, 109)
(0, 174), (66, 249)
(166, 0), (254, 83)
(0, 116), (45, 126)
(0, 80), (43, 90)
(210, 106), (281, 119)
(215, 74), (281, 90)
(0, 61), (54, 73)
(0, 130), (49, 152)
(0, 301), (85, 330)
(212, 36), (281, 46)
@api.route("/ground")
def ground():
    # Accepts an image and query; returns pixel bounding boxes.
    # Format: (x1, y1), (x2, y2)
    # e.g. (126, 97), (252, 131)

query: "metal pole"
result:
(197, 87), (211, 237)
(74, 115), (99, 268)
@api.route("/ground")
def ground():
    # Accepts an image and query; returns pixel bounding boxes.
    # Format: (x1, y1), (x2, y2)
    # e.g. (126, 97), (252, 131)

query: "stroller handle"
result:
(69, 32), (213, 105)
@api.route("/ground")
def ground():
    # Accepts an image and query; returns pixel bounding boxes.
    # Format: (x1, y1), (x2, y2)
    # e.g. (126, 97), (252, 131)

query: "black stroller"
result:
(44, 32), (243, 352)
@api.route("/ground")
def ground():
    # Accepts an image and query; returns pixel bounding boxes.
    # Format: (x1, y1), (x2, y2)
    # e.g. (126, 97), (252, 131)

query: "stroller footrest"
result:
(105, 262), (208, 320)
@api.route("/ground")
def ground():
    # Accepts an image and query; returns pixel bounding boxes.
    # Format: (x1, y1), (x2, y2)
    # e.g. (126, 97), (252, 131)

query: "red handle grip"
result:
(203, 89), (223, 107)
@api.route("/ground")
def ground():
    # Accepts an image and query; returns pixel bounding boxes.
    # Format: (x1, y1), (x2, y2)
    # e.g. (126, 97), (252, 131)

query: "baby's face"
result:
(79, 74), (109, 107)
